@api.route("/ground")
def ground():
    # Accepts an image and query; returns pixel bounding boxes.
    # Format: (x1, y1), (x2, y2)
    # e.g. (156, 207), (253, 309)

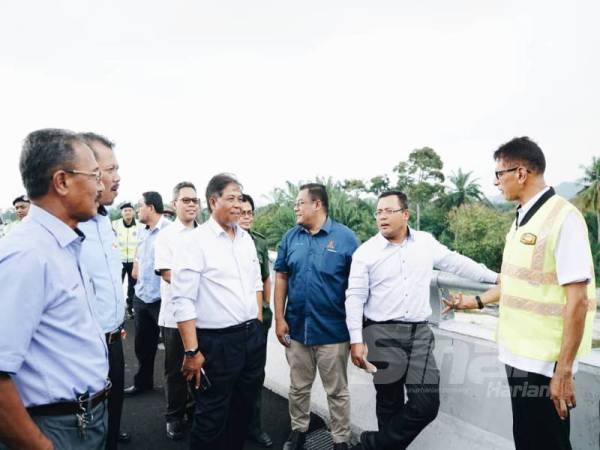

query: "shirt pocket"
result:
(320, 248), (347, 277)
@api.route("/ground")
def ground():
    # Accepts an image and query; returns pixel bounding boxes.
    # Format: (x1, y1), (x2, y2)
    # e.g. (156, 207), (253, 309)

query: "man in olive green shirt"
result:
(239, 194), (273, 447)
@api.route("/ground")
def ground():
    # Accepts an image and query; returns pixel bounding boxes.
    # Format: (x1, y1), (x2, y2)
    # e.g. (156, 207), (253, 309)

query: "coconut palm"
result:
(574, 156), (600, 243)
(446, 168), (484, 208)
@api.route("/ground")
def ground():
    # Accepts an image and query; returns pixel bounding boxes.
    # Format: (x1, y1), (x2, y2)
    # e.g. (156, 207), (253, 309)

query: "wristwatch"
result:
(184, 347), (200, 358)
(475, 295), (484, 310)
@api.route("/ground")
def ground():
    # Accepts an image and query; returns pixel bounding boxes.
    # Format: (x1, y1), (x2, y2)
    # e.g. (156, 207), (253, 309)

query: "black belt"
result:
(105, 325), (124, 345)
(27, 384), (111, 417)
(197, 319), (257, 335)
(364, 319), (428, 327)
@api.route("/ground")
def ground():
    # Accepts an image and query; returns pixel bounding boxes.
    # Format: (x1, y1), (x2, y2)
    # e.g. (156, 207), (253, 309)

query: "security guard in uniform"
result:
(2, 195), (31, 237)
(447, 137), (595, 450)
(239, 193), (273, 447)
(113, 201), (139, 318)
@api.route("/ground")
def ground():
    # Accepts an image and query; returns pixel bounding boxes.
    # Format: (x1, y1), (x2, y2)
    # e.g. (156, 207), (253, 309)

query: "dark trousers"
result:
(163, 326), (193, 422)
(106, 336), (125, 450)
(364, 321), (440, 450)
(505, 365), (571, 450)
(190, 319), (266, 450)
(247, 306), (272, 436)
(133, 298), (161, 389)
(121, 262), (136, 310)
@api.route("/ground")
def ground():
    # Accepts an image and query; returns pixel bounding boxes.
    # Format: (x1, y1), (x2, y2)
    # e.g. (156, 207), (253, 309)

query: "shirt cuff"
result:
(172, 298), (198, 323)
(481, 269), (499, 284)
(349, 328), (363, 344)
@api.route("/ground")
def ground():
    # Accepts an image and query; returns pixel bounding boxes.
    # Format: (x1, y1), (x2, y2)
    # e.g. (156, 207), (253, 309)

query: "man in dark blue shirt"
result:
(274, 183), (359, 450)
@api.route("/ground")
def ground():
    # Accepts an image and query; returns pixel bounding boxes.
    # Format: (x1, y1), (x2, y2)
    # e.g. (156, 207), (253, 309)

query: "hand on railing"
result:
(442, 292), (478, 314)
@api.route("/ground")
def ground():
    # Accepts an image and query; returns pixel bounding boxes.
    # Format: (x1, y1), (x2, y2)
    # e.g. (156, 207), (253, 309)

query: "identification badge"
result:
(520, 233), (537, 245)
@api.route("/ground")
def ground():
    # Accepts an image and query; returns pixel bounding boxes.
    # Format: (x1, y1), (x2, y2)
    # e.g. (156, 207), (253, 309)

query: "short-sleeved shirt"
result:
(274, 217), (359, 345)
(135, 217), (171, 303)
(0, 205), (108, 407)
(250, 230), (270, 282)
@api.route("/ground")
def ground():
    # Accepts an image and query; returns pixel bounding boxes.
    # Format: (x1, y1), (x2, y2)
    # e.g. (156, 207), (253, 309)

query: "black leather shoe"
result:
(166, 420), (184, 441)
(359, 431), (378, 450)
(249, 430), (273, 447)
(283, 430), (305, 450)
(124, 385), (150, 396)
(333, 443), (348, 450)
(118, 431), (131, 443)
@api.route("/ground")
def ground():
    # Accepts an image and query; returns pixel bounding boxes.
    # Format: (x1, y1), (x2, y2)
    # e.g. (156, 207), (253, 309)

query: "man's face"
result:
(64, 142), (104, 222)
(174, 187), (200, 223)
(239, 200), (254, 231)
(375, 195), (409, 239)
(121, 207), (135, 222)
(137, 198), (151, 224)
(494, 158), (523, 202)
(14, 201), (30, 220)
(294, 189), (318, 227)
(211, 183), (242, 226)
(90, 141), (120, 206)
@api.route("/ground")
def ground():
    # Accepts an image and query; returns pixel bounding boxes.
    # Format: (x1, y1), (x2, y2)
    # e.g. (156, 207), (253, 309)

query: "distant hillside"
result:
(489, 181), (583, 204)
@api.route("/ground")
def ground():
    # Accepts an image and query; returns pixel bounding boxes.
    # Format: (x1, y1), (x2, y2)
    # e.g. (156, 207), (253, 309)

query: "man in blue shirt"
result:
(78, 133), (130, 448)
(125, 191), (171, 395)
(274, 183), (359, 450)
(0, 129), (109, 450)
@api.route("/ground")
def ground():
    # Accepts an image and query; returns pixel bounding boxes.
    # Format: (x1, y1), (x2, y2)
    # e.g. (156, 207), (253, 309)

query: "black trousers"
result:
(133, 298), (161, 389)
(106, 335), (125, 450)
(190, 319), (266, 450)
(163, 326), (193, 422)
(505, 365), (572, 450)
(364, 321), (440, 450)
(247, 308), (272, 436)
(121, 262), (136, 310)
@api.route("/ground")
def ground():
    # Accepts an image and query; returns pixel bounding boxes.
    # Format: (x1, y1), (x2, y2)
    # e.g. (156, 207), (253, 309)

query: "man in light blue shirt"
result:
(0, 129), (109, 450)
(78, 132), (130, 448)
(124, 191), (171, 396)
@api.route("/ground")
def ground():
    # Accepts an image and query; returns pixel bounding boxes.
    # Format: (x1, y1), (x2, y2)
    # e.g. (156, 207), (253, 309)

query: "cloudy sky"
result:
(1, 0), (598, 209)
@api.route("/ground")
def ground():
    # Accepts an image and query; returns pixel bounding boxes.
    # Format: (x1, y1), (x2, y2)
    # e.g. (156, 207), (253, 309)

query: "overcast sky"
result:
(1, 0), (598, 209)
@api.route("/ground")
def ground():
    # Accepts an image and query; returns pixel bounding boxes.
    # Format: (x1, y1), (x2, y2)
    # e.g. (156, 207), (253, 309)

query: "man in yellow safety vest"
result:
(113, 201), (139, 318)
(445, 137), (595, 450)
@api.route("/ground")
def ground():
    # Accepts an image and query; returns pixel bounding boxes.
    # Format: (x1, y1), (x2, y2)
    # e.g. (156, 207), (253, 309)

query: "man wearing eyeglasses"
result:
(447, 137), (595, 450)
(0, 129), (109, 449)
(347, 190), (498, 450)
(239, 193), (273, 448)
(154, 181), (200, 441)
(274, 183), (359, 450)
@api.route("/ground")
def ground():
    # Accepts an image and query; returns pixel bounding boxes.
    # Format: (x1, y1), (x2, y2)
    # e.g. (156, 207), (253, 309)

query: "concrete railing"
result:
(263, 270), (600, 449)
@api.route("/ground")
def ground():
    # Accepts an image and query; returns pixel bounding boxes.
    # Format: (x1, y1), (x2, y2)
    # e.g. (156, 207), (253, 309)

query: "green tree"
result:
(367, 175), (391, 196)
(342, 179), (367, 197)
(445, 168), (484, 208)
(393, 147), (445, 230)
(446, 204), (513, 272)
(574, 156), (600, 244)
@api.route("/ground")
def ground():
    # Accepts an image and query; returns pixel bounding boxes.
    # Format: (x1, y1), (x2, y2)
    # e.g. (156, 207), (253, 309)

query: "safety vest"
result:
(498, 194), (596, 361)
(112, 219), (139, 263)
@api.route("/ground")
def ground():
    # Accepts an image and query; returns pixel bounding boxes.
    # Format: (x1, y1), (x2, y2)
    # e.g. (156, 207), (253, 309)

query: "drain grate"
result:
(304, 428), (333, 449)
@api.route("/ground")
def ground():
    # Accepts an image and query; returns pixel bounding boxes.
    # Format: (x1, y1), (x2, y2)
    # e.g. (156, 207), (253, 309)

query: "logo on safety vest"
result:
(520, 233), (537, 245)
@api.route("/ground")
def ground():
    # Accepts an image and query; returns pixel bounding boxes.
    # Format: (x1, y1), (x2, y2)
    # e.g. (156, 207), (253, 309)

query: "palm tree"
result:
(446, 168), (484, 208)
(574, 156), (600, 243)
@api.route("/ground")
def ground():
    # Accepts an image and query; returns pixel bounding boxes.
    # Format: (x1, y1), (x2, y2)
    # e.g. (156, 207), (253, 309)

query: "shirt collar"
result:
(376, 226), (414, 249)
(28, 204), (85, 248)
(145, 215), (170, 232)
(97, 205), (108, 216)
(300, 216), (333, 235)
(516, 186), (554, 226)
(207, 215), (241, 238)
(172, 218), (197, 232)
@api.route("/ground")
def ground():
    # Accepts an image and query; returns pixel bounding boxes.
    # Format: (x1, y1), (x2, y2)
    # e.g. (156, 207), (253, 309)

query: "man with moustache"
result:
(124, 191), (171, 396)
(274, 183), (359, 450)
(154, 181), (200, 440)
(171, 173), (265, 450)
(347, 190), (498, 450)
(0, 129), (109, 449)
(446, 137), (596, 450)
(78, 133), (130, 448)
(239, 193), (273, 447)
(2, 195), (31, 236)
(113, 201), (139, 319)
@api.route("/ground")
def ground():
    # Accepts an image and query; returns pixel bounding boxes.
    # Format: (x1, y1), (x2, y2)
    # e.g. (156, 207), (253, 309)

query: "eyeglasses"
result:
(177, 197), (200, 205)
(240, 210), (254, 217)
(374, 208), (406, 218)
(494, 166), (531, 180)
(293, 200), (315, 209)
(64, 169), (101, 182)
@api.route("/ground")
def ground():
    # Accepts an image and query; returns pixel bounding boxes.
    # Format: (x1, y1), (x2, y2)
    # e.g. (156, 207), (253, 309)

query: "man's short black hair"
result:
(79, 132), (115, 157)
(378, 190), (409, 209)
(19, 128), (83, 199)
(493, 136), (546, 174)
(142, 191), (164, 214)
(12, 195), (30, 206)
(205, 173), (242, 213)
(241, 194), (255, 212)
(172, 181), (197, 202)
(299, 183), (329, 213)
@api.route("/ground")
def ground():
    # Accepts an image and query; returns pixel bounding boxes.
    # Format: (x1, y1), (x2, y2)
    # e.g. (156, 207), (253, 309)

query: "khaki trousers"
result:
(285, 340), (351, 443)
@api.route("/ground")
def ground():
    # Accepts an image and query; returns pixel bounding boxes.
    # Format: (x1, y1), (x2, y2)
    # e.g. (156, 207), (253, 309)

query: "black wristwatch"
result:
(184, 347), (200, 358)
(475, 295), (484, 310)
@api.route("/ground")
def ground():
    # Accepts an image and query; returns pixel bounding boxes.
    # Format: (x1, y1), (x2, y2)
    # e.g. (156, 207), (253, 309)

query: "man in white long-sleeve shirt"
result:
(346, 190), (498, 450)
